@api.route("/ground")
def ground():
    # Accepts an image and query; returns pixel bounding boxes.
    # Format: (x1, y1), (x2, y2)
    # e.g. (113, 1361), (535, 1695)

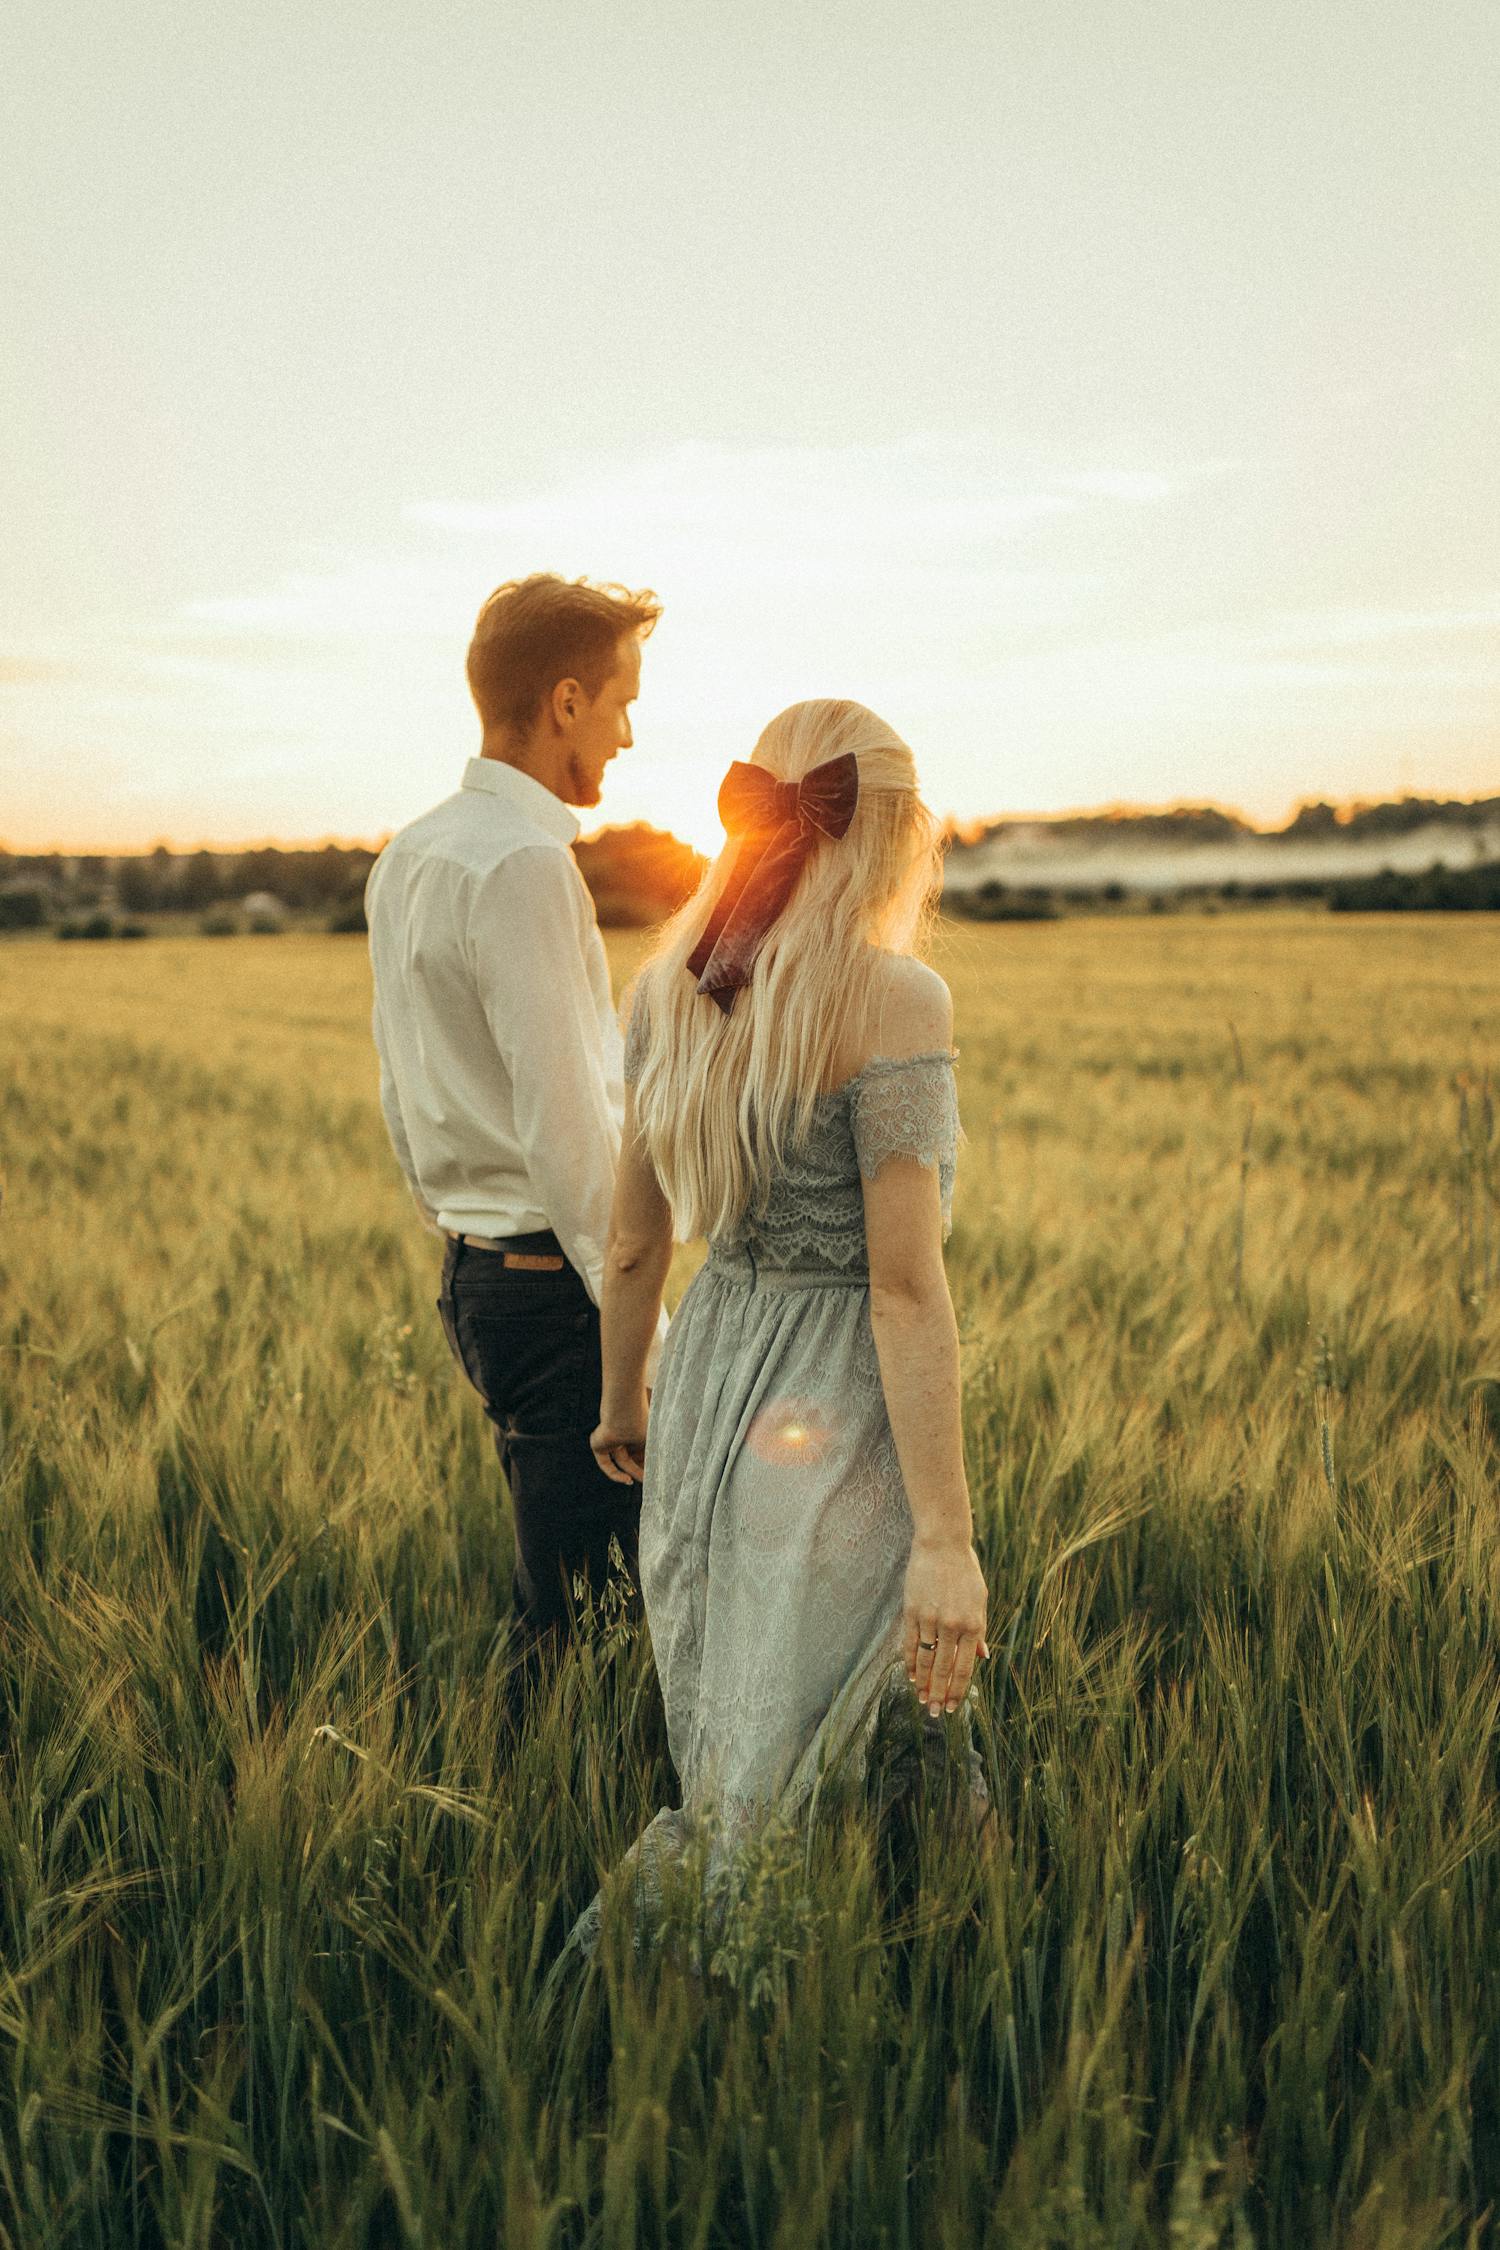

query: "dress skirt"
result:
(555, 1040), (987, 1965)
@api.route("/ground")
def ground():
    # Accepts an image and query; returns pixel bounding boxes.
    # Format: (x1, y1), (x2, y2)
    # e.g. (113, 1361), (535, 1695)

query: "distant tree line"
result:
(571, 825), (705, 928)
(1282, 794), (1500, 841)
(0, 827), (706, 936)
(1326, 861), (1500, 912)
(4, 794), (1495, 938)
(945, 859), (1500, 922)
(958, 792), (1500, 853)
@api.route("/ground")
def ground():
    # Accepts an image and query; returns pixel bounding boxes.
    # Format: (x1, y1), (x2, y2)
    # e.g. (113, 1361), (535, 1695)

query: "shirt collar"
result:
(461, 756), (581, 844)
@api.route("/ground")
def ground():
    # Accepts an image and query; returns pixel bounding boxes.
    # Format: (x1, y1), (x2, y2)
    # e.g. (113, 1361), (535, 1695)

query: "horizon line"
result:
(3, 784), (1495, 861)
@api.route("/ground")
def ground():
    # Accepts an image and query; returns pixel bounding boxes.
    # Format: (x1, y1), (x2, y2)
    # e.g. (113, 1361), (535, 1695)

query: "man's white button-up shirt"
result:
(366, 757), (629, 1314)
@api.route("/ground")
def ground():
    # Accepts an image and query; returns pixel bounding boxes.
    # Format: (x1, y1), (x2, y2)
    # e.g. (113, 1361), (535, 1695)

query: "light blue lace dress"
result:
(567, 1007), (988, 1959)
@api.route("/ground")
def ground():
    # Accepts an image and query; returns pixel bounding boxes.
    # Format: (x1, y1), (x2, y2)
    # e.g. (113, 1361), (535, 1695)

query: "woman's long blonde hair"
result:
(629, 699), (942, 1241)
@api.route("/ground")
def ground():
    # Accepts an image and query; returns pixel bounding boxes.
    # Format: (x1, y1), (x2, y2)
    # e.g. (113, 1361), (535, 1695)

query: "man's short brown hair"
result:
(466, 574), (661, 738)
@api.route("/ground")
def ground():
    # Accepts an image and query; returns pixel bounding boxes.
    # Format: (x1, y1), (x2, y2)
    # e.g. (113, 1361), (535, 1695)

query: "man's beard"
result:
(565, 755), (602, 808)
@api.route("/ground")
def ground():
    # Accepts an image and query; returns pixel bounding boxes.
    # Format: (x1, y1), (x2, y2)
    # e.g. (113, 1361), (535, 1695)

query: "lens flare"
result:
(744, 1396), (838, 1467)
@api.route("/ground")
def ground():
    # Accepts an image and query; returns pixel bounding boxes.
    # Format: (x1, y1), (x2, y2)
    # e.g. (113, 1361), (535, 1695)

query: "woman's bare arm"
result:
(860, 967), (989, 1715)
(591, 1086), (675, 1484)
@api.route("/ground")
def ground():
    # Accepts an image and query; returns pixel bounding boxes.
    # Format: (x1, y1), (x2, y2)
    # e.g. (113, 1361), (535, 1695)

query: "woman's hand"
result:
(902, 1536), (989, 1716)
(592, 1389), (649, 1485)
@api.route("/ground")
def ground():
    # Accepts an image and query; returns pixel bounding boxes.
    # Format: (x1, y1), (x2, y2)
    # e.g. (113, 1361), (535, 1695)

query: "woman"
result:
(582, 699), (990, 1949)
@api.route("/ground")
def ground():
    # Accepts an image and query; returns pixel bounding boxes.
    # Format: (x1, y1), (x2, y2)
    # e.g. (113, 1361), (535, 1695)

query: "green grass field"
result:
(2, 916), (1497, 2248)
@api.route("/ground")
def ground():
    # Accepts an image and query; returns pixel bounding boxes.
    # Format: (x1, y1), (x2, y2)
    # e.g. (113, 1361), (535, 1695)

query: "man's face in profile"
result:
(564, 634), (642, 809)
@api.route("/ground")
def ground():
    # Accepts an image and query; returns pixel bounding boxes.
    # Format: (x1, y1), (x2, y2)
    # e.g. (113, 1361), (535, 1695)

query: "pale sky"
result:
(3, 0), (1496, 857)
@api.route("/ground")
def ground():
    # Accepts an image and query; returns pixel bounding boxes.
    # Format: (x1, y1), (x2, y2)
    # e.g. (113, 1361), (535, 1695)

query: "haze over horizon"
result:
(4, 0), (1497, 860)
(7, 780), (1497, 866)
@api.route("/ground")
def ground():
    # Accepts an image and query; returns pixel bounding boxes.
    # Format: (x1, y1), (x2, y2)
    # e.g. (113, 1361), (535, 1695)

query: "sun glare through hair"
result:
(627, 699), (943, 1242)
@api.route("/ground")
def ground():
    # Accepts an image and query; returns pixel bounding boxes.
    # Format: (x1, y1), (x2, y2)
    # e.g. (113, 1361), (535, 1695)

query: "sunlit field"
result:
(2, 915), (1497, 2249)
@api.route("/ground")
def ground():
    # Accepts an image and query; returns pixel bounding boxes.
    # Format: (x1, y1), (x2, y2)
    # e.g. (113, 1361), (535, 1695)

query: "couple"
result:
(366, 573), (991, 1944)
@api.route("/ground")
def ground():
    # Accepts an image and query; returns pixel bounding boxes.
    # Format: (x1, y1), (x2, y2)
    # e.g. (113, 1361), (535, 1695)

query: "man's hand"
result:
(592, 1391), (649, 1484)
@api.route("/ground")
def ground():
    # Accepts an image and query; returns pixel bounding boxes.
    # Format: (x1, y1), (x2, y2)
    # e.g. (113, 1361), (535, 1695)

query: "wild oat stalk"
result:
(1233, 1100), (1256, 1310)
(1312, 1330), (1339, 1503)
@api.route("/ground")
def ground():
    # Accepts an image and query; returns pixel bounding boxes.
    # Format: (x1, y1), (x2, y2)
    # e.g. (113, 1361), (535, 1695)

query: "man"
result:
(366, 572), (664, 1672)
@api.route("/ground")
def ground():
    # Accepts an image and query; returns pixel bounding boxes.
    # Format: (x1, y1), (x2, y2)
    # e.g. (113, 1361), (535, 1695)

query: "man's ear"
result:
(549, 676), (583, 732)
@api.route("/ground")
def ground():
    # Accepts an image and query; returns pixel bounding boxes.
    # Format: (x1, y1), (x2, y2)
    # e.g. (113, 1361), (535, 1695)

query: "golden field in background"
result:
(1, 915), (1497, 2246)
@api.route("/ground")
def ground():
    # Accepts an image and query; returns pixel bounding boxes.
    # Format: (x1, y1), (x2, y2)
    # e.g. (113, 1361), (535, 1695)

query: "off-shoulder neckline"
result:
(815, 1046), (959, 1107)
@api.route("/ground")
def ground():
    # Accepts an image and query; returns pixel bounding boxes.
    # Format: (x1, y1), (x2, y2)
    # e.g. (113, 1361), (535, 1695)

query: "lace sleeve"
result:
(621, 980), (651, 1085)
(849, 1050), (961, 1231)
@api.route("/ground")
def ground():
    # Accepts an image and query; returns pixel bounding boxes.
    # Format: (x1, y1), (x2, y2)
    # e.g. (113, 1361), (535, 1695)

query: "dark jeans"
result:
(436, 1233), (642, 1651)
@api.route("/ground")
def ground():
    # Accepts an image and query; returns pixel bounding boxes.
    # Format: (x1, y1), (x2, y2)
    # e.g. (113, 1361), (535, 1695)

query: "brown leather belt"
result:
(447, 1227), (567, 1271)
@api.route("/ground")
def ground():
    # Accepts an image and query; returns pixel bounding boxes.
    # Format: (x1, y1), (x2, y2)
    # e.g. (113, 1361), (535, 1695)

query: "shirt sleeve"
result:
(467, 845), (621, 1305)
(371, 996), (442, 1233)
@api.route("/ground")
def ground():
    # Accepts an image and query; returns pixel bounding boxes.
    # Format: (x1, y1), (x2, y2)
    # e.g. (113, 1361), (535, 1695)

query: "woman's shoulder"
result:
(857, 953), (954, 1065)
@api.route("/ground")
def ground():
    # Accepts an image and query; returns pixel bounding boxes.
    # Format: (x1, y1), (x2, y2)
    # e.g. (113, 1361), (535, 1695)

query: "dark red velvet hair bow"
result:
(686, 751), (860, 1015)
